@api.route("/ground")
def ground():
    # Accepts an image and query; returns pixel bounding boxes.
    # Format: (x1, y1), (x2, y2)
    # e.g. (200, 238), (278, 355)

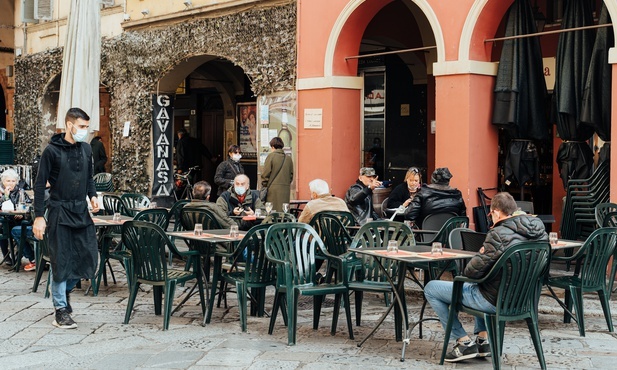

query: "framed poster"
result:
(237, 103), (257, 160)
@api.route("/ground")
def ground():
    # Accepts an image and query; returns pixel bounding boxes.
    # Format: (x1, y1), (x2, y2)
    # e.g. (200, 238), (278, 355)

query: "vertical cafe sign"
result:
(152, 94), (174, 196)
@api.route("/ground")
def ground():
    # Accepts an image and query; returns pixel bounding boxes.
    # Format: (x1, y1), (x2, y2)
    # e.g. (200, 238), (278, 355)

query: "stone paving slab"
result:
(2, 260), (617, 369)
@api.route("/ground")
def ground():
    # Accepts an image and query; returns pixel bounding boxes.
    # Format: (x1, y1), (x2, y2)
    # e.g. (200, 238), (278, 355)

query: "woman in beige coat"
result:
(261, 137), (293, 212)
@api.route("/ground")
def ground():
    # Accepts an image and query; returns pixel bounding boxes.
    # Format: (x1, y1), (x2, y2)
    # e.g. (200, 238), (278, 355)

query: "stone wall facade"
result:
(14, 2), (296, 193)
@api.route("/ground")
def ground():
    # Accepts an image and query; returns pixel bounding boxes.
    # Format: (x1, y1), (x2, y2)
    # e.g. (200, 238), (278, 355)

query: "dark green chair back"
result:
(440, 242), (552, 369)
(93, 172), (114, 192)
(102, 193), (126, 216)
(310, 213), (353, 257)
(120, 193), (150, 216)
(181, 207), (223, 231)
(417, 216), (469, 247)
(169, 199), (190, 231)
(262, 211), (296, 224)
(596, 203), (617, 227)
(134, 208), (170, 230)
(312, 210), (356, 227)
(264, 222), (353, 345)
(216, 223), (277, 331)
(122, 220), (205, 330)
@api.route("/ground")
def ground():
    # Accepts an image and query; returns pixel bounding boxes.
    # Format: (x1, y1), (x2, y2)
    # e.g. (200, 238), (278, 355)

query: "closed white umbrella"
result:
(57, 0), (101, 133)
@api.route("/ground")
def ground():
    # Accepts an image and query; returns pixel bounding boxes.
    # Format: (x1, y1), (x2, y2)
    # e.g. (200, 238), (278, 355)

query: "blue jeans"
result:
(51, 277), (80, 310)
(424, 280), (496, 341)
(11, 225), (34, 262)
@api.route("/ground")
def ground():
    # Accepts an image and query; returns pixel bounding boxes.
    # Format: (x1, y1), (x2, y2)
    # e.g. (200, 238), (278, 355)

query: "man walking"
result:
(33, 108), (100, 329)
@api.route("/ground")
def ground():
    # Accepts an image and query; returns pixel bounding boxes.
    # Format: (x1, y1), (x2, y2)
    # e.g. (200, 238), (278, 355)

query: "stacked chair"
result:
(93, 172), (114, 192)
(560, 160), (610, 241)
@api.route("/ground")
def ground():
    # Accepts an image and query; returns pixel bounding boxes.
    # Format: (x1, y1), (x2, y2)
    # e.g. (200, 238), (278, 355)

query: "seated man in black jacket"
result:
(424, 192), (548, 362)
(345, 167), (382, 225)
(404, 167), (466, 227)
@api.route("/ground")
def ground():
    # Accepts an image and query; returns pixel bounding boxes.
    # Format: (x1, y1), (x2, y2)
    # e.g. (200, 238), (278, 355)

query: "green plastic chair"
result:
(311, 210), (356, 227)
(122, 220), (206, 330)
(120, 193), (151, 216)
(262, 211), (296, 224)
(347, 220), (415, 341)
(209, 223), (276, 331)
(596, 203), (617, 228)
(180, 207), (224, 277)
(169, 199), (190, 231)
(31, 211), (51, 297)
(309, 213), (360, 284)
(102, 193), (127, 216)
(439, 242), (552, 369)
(93, 172), (113, 192)
(546, 227), (617, 336)
(264, 222), (354, 345)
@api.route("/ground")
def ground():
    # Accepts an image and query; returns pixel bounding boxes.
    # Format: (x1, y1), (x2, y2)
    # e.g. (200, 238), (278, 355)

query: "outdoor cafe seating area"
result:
(3, 167), (617, 368)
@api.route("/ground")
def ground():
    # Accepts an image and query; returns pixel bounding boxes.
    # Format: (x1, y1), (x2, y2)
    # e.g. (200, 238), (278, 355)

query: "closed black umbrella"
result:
(553, 0), (595, 188)
(580, 3), (613, 163)
(492, 0), (548, 189)
(493, 0), (548, 141)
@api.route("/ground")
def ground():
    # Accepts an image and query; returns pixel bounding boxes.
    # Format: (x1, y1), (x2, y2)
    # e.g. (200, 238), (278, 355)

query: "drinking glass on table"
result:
(229, 225), (239, 239)
(254, 209), (262, 218)
(549, 232), (558, 245)
(194, 223), (203, 236)
(265, 202), (273, 215)
(282, 203), (290, 213)
(387, 240), (399, 253)
(431, 242), (443, 256)
(149, 201), (157, 209)
(113, 212), (121, 222)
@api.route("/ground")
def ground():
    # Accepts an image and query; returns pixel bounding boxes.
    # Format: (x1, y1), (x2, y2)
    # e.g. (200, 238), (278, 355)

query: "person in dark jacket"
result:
(32, 108), (100, 330)
(424, 192), (548, 363)
(175, 128), (217, 183)
(216, 174), (263, 230)
(404, 167), (466, 227)
(90, 136), (107, 175)
(185, 181), (235, 228)
(387, 167), (422, 210)
(214, 145), (244, 196)
(345, 167), (382, 225)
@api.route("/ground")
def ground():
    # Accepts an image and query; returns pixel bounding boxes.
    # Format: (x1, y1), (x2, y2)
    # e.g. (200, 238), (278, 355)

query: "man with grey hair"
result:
(298, 179), (348, 224)
(185, 181), (235, 228)
(216, 174), (263, 230)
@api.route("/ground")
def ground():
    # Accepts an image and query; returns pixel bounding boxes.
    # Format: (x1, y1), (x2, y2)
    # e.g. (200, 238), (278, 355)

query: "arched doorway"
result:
(157, 55), (254, 200)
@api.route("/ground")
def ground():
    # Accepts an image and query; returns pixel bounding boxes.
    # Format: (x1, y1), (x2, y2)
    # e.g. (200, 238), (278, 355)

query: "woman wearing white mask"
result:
(214, 144), (245, 197)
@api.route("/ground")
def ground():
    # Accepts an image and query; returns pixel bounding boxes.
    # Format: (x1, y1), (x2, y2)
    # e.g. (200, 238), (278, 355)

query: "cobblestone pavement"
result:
(1, 259), (617, 369)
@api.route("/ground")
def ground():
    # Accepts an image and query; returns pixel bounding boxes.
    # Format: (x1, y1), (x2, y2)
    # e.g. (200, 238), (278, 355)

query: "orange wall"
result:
(435, 73), (499, 222)
(297, 88), (362, 199)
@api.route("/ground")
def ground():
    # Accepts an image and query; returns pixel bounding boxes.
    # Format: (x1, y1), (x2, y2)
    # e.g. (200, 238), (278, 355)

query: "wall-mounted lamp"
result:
(6, 65), (13, 77)
(183, 0), (192, 7)
(141, 9), (150, 16)
(123, 13), (131, 21)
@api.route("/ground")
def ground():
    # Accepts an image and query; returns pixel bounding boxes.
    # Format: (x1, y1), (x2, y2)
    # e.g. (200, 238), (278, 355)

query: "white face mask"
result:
(71, 124), (88, 142)
(231, 154), (242, 162)
(234, 186), (246, 196)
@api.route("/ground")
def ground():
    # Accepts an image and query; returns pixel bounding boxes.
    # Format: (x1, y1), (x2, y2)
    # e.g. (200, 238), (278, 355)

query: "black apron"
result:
(48, 145), (98, 282)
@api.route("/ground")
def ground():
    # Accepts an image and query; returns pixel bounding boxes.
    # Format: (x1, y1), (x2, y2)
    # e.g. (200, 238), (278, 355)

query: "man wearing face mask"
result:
(216, 174), (263, 230)
(214, 145), (245, 197)
(33, 108), (100, 330)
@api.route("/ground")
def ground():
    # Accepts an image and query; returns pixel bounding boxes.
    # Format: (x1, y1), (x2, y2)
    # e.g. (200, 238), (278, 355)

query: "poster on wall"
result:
(257, 91), (297, 195)
(237, 103), (257, 160)
(152, 94), (174, 198)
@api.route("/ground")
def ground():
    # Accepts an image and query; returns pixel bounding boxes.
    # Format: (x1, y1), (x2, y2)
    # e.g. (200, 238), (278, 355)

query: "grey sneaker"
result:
(476, 337), (491, 357)
(52, 308), (77, 329)
(444, 341), (479, 362)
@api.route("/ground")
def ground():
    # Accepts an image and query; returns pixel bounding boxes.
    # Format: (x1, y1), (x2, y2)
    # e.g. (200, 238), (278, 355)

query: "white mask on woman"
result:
(231, 154), (242, 162)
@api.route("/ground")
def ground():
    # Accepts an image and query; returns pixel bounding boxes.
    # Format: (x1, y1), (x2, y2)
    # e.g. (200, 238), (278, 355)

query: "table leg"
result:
(205, 254), (222, 325)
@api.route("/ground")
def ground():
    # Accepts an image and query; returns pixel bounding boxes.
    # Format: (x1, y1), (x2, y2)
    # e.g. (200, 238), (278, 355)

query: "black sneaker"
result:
(476, 337), (491, 357)
(52, 308), (77, 329)
(444, 341), (479, 362)
(66, 291), (73, 314)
